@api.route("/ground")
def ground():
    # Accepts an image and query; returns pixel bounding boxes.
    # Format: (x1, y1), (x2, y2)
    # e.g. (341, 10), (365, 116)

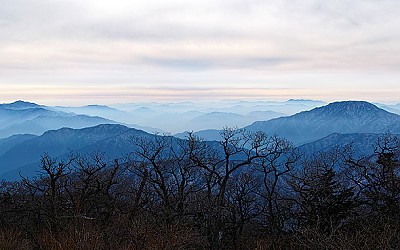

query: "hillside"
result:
(298, 133), (387, 157)
(0, 124), (143, 178)
(245, 101), (400, 145)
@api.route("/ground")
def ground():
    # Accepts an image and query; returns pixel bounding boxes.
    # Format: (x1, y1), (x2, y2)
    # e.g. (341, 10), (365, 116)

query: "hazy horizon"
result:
(1, 98), (399, 107)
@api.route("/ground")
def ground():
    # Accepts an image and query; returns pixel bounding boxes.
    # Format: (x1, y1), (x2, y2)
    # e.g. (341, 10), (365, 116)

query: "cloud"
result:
(140, 56), (297, 71)
(0, 0), (399, 103)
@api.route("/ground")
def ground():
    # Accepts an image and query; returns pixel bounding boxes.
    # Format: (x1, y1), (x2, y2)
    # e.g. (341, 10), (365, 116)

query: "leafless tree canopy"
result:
(0, 129), (400, 249)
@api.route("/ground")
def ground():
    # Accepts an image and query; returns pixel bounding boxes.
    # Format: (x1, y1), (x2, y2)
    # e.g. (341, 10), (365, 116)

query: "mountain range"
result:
(0, 124), (149, 179)
(1, 100), (400, 180)
(0, 100), (318, 135)
(109, 99), (324, 132)
(0, 101), (117, 138)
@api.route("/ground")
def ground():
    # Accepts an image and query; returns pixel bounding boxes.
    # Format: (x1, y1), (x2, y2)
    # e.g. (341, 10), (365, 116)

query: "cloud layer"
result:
(0, 0), (399, 104)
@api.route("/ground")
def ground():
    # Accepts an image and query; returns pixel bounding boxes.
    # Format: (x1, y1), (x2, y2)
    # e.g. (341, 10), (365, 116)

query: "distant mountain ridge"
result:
(0, 124), (147, 179)
(245, 101), (400, 145)
(182, 112), (268, 131)
(111, 99), (325, 133)
(0, 99), (322, 134)
(298, 133), (387, 157)
(0, 101), (120, 138)
(0, 124), (224, 180)
(0, 100), (42, 110)
(1, 100), (400, 180)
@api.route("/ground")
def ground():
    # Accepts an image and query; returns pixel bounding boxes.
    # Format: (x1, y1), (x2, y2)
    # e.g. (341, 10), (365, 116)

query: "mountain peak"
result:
(1, 100), (41, 110)
(246, 100), (400, 145)
(312, 101), (387, 117)
(325, 100), (376, 108)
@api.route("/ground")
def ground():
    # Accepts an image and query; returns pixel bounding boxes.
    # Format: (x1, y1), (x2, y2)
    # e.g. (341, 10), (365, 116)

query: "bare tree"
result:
(343, 133), (400, 217)
(290, 150), (355, 234)
(254, 135), (298, 233)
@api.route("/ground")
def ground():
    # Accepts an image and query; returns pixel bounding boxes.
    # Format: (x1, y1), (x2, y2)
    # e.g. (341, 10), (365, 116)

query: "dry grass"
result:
(38, 222), (104, 250)
(256, 220), (400, 250)
(0, 228), (31, 250)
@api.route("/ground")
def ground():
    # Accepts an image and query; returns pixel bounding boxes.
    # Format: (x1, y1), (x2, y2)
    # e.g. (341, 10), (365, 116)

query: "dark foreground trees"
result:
(0, 129), (399, 249)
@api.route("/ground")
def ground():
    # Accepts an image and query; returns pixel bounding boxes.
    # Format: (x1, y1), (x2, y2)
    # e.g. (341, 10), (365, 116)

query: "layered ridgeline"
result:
(0, 99), (325, 135)
(0, 124), (223, 180)
(1, 100), (400, 180)
(377, 103), (400, 115)
(245, 101), (400, 145)
(0, 124), (149, 179)
(297, 133), (390, 157)
(0, 100), (162, 137)
(51, 104), (133, 124)
(0, 101), (118, 138)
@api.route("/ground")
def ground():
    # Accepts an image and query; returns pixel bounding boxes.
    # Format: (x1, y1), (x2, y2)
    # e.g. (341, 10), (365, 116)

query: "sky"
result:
(0, 0), (399, 105)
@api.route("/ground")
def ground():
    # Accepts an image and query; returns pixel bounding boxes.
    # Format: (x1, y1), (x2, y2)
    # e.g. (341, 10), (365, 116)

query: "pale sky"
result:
(0, 0), (399, 105)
